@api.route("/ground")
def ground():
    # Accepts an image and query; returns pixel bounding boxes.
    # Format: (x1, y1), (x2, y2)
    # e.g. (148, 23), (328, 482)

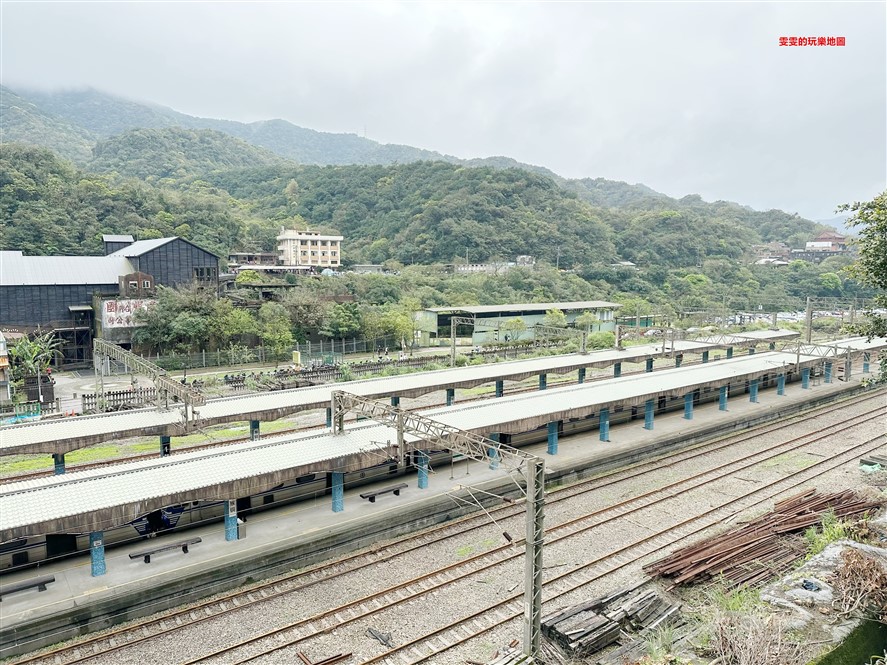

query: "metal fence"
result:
(81, 387), (158, 413)
(141, 335), (402, 371)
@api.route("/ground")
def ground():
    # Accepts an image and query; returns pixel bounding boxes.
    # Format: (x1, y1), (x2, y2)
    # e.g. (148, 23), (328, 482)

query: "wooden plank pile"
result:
(540, 582), (680, 658)
(645, 489), (883, 588)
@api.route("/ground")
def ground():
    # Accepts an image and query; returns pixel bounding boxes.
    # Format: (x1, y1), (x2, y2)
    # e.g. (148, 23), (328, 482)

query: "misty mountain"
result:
(89, 127), (289, 179)
(0, 86), (97, 162)
(11, 87), (461, 166)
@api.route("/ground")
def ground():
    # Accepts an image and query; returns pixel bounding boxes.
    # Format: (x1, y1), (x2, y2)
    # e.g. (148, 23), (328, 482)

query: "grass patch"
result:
(759, 452), (818, 472)
(455, 544), (474, 557)
(804, 510), (852, 558)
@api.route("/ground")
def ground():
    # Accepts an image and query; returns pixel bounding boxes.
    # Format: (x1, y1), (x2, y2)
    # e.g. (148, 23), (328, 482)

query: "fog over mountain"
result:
(2, 2), (884, 219)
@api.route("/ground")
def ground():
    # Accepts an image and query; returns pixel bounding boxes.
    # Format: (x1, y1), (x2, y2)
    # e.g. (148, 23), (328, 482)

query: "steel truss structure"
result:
(93, 339), (206, 422)
(532, 324), (588, 354)
(331, 389), (545, 657)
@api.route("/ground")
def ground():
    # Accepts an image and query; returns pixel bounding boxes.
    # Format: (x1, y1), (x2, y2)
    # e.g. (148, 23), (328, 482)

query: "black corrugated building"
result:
(0, 236), (219, 366)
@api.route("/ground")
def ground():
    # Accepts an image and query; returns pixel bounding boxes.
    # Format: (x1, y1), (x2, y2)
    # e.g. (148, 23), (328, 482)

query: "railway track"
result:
(13, 391), (881, 665)
(359, 432), (887, 665)
(188, 411), (884, 664)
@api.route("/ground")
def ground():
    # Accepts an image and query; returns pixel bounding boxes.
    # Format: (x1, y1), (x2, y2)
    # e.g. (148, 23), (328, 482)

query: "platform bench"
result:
(129, 537), (202, 564)
(0, 574), (56, 601)
(360, 483), (408, 503)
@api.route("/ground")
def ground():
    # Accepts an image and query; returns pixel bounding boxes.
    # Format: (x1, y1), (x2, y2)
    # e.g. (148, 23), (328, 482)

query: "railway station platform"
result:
(0, 367), (880, 659)
(0, 330), (810, 457)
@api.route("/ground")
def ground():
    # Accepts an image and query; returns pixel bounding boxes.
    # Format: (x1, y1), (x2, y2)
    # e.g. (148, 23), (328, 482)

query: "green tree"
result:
(840, 190), (887, 380)
(258, 302), (293, 365)
(8, 332), (62, 382)
(321, 303), (361, 339)
(502, 317), (527, 343)
(235, 269), (261, 285)
(541, 308), (567, 328)
(575, 310), (601, 333)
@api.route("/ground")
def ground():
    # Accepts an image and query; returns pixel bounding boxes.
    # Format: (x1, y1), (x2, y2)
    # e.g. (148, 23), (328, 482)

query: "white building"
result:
(277, 230), (343, 268)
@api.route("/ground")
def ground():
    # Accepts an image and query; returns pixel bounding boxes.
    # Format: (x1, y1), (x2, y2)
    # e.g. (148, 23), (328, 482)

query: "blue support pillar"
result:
(224, 500), (238, 540)
(52, 453), (65, 475)
(488, 433), (500, 469)
(824, 361), (833, 384)
(417, 452), (429, 489)
(613, 362), (622, 378)
(863, 352), (871, 374)
(719, 385), (728, 411)
(495, 380), (504, 398)
(748, 347), (756, 355)
(769, 342), (776, 350)
(578, 367), (586, 384)
(802, 367), (810, 389)
(675, 354), (683, 368)
(89, 531), (106, 577)
(249, 419), (260, 441)
(326, 407), (332, 428)
(644, 399), (654, 430)
(160, 435), (171, 457)
(391, 395), (400, 407)
(683, 393), (693, 420)
(331, 472), (344, 513)
(539, 373), (547, 390)
(777, 373), (786, 396)
(547, 421), (559, 456)
(446, 388), (455, 406)
(749, 378), (759, 403)
(726, 347), (733, 359)
(645, 358), (654, 373)
(701, 350), (709, 364)
(599, 408), (610, 442)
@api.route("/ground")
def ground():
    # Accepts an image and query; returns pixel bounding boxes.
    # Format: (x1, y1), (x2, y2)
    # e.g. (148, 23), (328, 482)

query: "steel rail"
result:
(9, 395), (882, 665)
(183, 412), (882, 664)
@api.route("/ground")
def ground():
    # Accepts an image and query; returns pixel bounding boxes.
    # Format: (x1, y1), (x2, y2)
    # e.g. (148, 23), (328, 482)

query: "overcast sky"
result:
(2, 1), (885, 220)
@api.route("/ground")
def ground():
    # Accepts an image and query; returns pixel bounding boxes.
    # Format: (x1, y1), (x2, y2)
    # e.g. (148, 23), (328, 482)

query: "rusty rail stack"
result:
(645, 489), (884, 589)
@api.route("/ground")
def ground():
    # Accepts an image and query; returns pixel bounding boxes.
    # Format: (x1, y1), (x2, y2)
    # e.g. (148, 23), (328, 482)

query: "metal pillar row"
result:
(249, 420), (260, 441)
(683, 393), (693, 420)
(645, 358), (654, 373)
(538, 374), (547, 391)
(52, 453), (65, 475)
(578, 367), (586, 384)
(495, 380), (504, 398)
(749, 378), (759, 403)
(160, 435), (171, 456)
(446, 388), (455, 406)
(719, 385), (728, 411)
(644, 399), (654, 430)
(613, 362), (621, 378)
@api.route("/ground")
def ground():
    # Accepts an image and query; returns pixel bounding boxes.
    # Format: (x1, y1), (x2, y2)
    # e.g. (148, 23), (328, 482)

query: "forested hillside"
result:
(89, 127), (288, 179)
(0, 142), (871, 316)
(0, 144), (243, 257)
(0, 86), (97, 163)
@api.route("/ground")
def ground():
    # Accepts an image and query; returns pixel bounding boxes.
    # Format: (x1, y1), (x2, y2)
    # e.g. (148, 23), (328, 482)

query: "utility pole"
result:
(805, 296), (813, 343)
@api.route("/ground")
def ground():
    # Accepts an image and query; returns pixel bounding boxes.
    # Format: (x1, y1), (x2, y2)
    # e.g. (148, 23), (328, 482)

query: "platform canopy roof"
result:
(0, 349), (831, 540)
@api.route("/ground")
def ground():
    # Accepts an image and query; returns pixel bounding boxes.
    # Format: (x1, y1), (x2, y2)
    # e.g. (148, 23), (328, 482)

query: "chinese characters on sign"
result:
(779, 36), (846, 47)
(102, 299), (155, 329)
